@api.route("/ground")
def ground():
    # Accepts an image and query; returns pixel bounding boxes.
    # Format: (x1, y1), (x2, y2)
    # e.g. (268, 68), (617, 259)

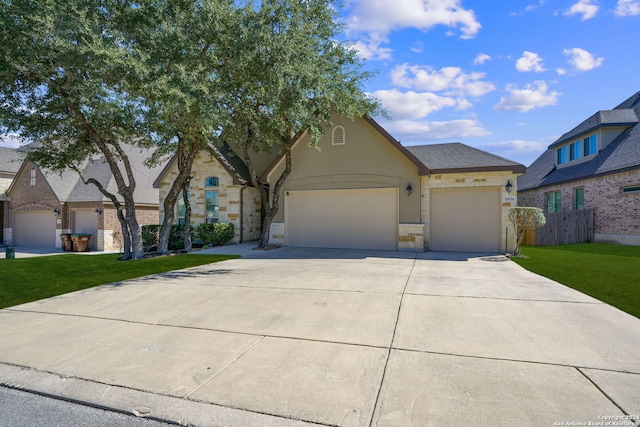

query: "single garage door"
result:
(430, 187), (501, 252)
(13, 211), (56, 248)
(285, 188), (398, 250)
(73, 210), (99, 251)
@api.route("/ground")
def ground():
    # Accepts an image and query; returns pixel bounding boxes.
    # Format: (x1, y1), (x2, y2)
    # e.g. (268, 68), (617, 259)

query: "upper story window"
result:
(557, 134), (597, 166)
(205, 176), (219, 187)
(583, 134), (597, 156)
(332, 126), (345, 145)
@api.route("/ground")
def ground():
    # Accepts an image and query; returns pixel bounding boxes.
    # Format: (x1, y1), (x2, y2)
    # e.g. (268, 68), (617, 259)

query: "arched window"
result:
(205, 176), (219, 187)
(332, 126), (345, 145)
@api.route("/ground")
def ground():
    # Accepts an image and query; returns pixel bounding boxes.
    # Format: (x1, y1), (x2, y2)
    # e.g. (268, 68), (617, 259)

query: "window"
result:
(205, 191), (219, 223)
(332, 126), (345, 145)
(574, 187), (584, 210)
(622, 185), (640, 194)
(570, 140), (581, 161)
(546, 191), (561, 213)
(557, 146), (568, 165)
(583, 134), (597, 157)
(205, 176), (219, 187)
(30, 169), (36, 186)
(176, 191), (189, 225)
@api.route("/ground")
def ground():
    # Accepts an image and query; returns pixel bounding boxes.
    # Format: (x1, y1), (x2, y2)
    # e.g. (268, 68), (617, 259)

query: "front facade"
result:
(5, 146), (163, 251)
(158, 116), (525, 253)
(518, 91), (640, 246)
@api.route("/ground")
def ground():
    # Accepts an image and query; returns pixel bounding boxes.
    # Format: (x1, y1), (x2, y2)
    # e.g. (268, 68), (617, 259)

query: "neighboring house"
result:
(156, 115), (525, 253)
(5, 145), (165, 251)
(518, 91), (640, 246)
(0, 146), (25, 245)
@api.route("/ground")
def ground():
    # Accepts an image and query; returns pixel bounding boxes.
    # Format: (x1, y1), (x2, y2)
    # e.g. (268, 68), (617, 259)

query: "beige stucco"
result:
(157, 151), (261, 243)
(268, 116), (421, 224)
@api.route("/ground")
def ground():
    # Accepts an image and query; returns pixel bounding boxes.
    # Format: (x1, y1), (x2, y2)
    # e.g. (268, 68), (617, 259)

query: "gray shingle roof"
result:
(0, 147), (24, 173)
(549, 109), (639, 148)
(519, 91), (640, 191)
(406, 142), (526, 174)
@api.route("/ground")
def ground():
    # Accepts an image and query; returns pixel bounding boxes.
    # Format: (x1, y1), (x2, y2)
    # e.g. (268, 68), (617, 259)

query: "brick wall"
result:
(6, 162), (61, 228)
(518, 168), (640, 245)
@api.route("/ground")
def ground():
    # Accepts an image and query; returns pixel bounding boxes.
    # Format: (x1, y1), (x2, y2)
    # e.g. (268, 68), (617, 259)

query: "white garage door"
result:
(430, 187), (501, 253)
(13, 211), (57, 248)
(285, 188), (398, 250)
(73, 210), (99, 251)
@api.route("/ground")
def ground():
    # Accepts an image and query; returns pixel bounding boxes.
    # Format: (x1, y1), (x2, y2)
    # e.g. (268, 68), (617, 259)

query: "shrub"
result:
(195, 222), (235, 246)
(141, 224), (161, 252)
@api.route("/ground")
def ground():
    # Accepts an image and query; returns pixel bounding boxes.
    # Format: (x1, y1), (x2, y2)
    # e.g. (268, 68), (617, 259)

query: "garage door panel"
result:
(431, 188), (500, 253)
(286, 188), (398, 250)
(13, 211), (56, 248)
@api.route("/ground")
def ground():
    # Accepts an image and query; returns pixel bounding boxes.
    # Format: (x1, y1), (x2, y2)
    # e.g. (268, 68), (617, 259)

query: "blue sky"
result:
(2, 0), (639, 167)
(341, 0), (640, 166)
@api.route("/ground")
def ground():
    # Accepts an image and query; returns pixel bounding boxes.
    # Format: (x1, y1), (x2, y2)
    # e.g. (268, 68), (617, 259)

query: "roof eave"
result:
(429, 164), (526, 175)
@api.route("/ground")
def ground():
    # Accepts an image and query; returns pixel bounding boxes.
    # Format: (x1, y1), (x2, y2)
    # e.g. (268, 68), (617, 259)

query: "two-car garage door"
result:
(285, 188), (398, 250)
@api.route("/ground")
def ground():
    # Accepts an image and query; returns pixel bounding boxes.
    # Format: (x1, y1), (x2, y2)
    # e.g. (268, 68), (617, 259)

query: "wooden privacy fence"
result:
(523, 209), (594, 246)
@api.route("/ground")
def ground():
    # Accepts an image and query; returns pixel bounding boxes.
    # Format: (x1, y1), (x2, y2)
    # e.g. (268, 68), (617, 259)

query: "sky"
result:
(339, 0), (640, 166)
(2, 0), (639, 167)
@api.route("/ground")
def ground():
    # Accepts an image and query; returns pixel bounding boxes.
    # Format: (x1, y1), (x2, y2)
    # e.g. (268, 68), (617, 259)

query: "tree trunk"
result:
(157, 138), (200, 254)
(182, 177), (192, 251)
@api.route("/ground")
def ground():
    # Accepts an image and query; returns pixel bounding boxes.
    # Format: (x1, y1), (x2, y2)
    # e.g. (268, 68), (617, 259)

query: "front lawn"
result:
(512, 243), (640, 319)
(0, 253), (239, 309)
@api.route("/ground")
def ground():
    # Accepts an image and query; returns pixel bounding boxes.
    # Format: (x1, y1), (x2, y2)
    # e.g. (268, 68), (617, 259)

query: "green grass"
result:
(512, 243), (640, 319)
(0, 253), (239, 309)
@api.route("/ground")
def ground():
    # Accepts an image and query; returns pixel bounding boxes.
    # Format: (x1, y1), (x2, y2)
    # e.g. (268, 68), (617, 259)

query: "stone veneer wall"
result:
(158, 151), (262, 243)
(421, 171), (518, 252)
(398, 223), (425, 251)
(269, 223), (285, 246)
(518, 168), (640, 245)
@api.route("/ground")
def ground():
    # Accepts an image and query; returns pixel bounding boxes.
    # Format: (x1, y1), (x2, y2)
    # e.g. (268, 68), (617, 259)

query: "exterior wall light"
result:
(95, 208), (103, 215)
(406, 183), (413, 196)
(505, 180), (513, 193)
(53, 208), (60, 215)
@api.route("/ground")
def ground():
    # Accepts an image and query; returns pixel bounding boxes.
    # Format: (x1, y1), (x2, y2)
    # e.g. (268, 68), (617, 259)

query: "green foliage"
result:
(0, 253), (239, 309)
(195, 223), (235, 246)
(512, 243), (640, 319)
(141, 224), (192, 252)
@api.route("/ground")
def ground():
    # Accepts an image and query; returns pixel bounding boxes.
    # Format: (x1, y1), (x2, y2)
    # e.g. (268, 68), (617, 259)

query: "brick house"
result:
(0, 146), (24, 245)
(518, 91), (640, 246)
(4, 145), (164, 251)
(155, 115), (525, 253)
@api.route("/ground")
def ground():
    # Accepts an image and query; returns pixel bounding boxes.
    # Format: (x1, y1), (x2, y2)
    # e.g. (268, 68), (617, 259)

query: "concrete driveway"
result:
(1, 245), (639, 426)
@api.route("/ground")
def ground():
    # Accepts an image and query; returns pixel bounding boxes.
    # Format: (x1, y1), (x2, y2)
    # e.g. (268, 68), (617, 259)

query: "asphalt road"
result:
(0, 386), (174, 427)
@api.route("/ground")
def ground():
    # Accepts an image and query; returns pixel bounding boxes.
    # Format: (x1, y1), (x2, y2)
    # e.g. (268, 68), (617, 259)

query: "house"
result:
(518, 91), (640, 246)
(155, 115), (525, 253)
(4, 145), (165, 251)
(1, 146), (24, 245)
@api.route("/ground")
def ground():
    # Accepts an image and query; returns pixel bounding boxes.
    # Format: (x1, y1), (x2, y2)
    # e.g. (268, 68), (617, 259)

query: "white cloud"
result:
(493, 81), (560, 113)
(0, 134), (23, 148)
(556, 68), (567, 75)
(473, 53), (491, 65)
(390, 64), (496, 97)
(515, 51), (546, 73)
(564, 0), (599, 20)
(370, 89), (459, 120)
(382, 119), (491, 142)
(346, 0), (481, 39)
(410, 42), (424, 53)
(480, 139), (548, 154)
(352, 38), (393, 60)
(615, 0), (640, 16)
(525, 0), (548, 12)
(563, 47), (604, 71)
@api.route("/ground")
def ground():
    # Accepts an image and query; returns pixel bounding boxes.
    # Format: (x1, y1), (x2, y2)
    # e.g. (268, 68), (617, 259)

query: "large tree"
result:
(0, 0), (152, 258)
(221, 0), (379, 248)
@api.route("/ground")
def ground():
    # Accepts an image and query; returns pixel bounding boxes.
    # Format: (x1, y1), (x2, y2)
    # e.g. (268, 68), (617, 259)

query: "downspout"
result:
(239, 184), (246, 243)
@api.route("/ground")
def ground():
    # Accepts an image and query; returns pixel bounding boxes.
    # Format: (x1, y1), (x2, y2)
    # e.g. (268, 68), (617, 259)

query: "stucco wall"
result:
(157, 151), (261, 243)
(268, 116), (421, 224)
(421, 171), (519, 252)
(518, 168), (640, 245)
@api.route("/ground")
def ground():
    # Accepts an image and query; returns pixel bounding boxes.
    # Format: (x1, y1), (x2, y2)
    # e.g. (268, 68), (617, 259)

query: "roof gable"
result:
(550, 109), (639, 148)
